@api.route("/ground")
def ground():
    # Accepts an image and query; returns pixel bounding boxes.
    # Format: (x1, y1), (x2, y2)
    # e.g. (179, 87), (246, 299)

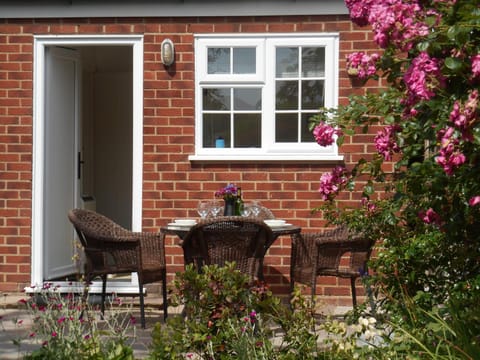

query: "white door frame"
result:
(32, 35), (144, 292)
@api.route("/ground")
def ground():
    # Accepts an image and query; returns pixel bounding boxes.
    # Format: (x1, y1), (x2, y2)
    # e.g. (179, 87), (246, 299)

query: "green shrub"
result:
(149, 262), (319, 359)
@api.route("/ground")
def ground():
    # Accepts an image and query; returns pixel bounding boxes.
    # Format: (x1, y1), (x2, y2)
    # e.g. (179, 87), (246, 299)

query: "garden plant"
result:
(310, 0), (480, 358)
(149, 262), (320, 360)
(5, 283), (137, 360)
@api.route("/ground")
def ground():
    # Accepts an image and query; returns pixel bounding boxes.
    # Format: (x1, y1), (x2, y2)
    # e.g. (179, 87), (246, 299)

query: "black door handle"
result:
(77, 152), (84, 179)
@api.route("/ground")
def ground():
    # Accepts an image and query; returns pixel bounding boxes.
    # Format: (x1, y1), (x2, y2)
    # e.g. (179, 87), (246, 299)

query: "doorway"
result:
(32, 35), (144, 293)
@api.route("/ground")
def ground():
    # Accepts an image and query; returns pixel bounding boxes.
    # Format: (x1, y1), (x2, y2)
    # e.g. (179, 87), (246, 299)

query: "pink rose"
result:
(468, 196), (480, 207)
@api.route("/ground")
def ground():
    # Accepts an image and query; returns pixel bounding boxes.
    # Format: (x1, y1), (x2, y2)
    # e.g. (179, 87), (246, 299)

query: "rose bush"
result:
(312, 0), (480, 357)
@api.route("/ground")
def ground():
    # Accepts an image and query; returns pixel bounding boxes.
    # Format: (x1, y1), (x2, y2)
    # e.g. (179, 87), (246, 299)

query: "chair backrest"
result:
(68, 208), (133, 248)
(68, 208), (140, 276)
(182, 217), (273, 279)
(257, 206), (275, 220)
(316, 225), (374, 274)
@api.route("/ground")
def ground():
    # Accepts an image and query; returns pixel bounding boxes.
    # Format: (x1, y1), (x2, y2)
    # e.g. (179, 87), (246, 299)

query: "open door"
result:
(32, 35), (144, 294)
(43, 46), (81, 280)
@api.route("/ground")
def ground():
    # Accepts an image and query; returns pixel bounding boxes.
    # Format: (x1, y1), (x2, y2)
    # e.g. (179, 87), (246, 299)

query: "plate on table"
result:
(168, 220), (196, 228)
(268, 223), (292, 228)
(173, 219), (197, 226)
(264, 219), (288, 228)
(264, 220), (291, 228)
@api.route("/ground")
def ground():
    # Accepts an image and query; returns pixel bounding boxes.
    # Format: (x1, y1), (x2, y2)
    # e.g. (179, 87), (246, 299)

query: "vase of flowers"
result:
(215, 183), (238, 216)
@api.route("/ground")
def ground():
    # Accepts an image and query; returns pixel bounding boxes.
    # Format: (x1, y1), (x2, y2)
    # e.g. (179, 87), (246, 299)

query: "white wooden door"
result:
(43, 46), (80, 280)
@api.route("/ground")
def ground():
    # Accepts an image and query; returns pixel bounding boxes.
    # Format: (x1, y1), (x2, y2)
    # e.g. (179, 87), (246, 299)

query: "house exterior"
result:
(0, 1), (381, 305)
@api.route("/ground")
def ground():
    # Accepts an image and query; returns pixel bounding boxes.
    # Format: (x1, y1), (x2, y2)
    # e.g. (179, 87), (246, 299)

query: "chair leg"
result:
(162, 270), (168, 321)
(350, 277), (357, 307)
(289, 278), (295, 311)
(139, 282), (146, 329)
(101, 275), (107, 317)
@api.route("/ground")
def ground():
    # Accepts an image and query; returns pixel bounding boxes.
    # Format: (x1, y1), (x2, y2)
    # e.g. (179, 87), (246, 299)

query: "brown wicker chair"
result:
(290, 225), (374, 307)
(68, 208), (168, 328)
(256, 205), (275, 220)
(181, 217), (274, 281)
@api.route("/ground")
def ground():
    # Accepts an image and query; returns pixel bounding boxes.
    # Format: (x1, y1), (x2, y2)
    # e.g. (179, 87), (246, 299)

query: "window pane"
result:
(301, 80), (324, 109)
(233, 48), (256, 74)
(302, 47), (325, 77)
(234, 114), (261, 147)
(234, 88), (261, 110)
(203, 114), (231, 148)
(301, 113), (316, 142)
(275, 113), (298, 142)
(203, 88), (231, 110)
(208, 48), (230, 74)
(276, 47), (298, 78)
(276, 81), (298, 110)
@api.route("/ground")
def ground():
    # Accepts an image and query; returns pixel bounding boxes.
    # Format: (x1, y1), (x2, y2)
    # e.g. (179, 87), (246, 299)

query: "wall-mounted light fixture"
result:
(161, 38), (175, 66)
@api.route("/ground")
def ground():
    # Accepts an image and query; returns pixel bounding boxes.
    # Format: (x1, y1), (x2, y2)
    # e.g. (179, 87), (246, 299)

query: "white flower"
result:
(364, 329), (376, 340)
(359, 317), (369, 327)
(352, 324), (363, 333)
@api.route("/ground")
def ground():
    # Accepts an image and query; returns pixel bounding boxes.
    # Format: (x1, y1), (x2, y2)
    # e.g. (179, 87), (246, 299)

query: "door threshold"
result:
(25, 281), (144, 295)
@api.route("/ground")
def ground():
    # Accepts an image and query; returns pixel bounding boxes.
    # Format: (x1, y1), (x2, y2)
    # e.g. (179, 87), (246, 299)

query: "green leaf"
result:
(444, 57), (463, 70)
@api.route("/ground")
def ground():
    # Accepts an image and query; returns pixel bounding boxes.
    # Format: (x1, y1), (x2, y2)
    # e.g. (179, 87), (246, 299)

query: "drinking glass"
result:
(240, 204), (251, 217)
(197, 200), (210, 219)
(250, 200), (261, 217)
(210, 200), (222, 218)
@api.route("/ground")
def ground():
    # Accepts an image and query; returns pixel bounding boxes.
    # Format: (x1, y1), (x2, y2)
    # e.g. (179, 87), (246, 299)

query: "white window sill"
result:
(188, 154), (344, 163)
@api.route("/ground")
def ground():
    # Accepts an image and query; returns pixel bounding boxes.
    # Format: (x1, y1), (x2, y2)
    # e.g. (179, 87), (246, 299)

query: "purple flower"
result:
(346, 52), (380, 79)
(345, 0), (374, 26)
(374, 124), (401, 160)
(469, 196), (480, 207)
(403, 52), (445, 109)
(215, 183), (238, 199)
(419, 208), (442, 226)
(318, 166), (348, 201)
(313, 122), (341, 146)
(361, 197), (377, 213)
(57, 316), (66, 324)
(368, 0), (432, 51)
(435, 127), (466, 175)
(471, 54), (480, 78)
(450, 89), (478, 141)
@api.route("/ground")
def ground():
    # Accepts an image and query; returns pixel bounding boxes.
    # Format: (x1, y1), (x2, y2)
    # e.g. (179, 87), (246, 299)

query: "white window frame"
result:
(190, 33), (343, 162)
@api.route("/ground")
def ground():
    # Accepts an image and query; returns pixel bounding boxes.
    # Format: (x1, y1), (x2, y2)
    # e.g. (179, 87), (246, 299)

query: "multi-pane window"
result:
(193, 34), (340, 161)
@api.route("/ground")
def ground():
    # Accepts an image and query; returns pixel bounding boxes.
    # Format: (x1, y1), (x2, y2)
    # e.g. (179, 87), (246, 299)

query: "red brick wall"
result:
(0, 15), (380, 306)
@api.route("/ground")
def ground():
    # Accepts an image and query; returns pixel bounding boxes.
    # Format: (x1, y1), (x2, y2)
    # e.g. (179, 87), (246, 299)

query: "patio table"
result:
(161, 218), (301, 279)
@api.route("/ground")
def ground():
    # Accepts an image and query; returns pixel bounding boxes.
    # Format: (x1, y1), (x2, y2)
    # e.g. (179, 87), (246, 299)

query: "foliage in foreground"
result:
(6, 283), (136, 360)
(309, 0), (480, 358)
(148, 263), (479, 359)
(149, 262), (318, 359)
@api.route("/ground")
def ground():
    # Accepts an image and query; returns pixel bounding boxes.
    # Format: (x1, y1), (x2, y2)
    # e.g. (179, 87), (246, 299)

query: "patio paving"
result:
(1, 292), (352, 359)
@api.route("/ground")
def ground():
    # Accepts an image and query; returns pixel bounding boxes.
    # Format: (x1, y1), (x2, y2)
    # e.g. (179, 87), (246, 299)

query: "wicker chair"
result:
(256, 205), (275, 220)
(68, 208), (168, 328)
(181, 217), (274, 281)
(290, 225), (374, 307)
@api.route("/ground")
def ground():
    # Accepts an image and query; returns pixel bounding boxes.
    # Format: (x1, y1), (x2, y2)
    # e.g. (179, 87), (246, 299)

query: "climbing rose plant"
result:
(312, 0), (480, 356)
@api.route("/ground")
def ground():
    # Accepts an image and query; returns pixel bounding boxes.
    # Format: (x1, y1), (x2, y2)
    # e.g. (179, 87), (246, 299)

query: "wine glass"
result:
(210, 200), (222, 218)
(197, 200), (210, 219)
(240, 204), (251, 217)
(250, 200), (261, 217)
